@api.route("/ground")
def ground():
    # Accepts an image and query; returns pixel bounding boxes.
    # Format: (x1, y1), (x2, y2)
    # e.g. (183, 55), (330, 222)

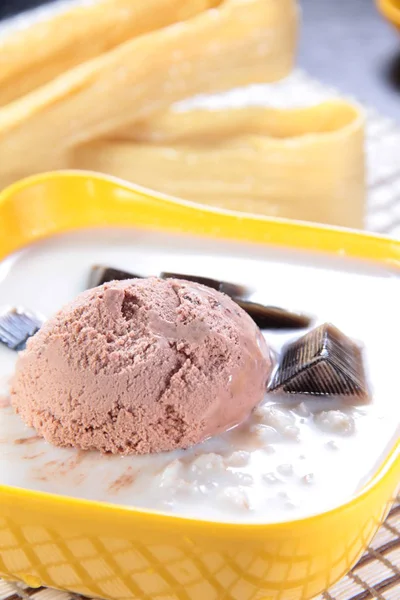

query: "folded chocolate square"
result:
(88, 265), (143, 288)
(0, 308), (43, 351)
(270, 323), (368, 398)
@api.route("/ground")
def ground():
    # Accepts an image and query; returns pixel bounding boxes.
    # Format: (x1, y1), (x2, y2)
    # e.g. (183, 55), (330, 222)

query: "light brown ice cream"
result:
(11, 277), (272, 455)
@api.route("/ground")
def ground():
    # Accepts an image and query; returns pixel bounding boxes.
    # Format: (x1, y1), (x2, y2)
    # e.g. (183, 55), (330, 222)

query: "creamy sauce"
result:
(0, 229), (398, 522)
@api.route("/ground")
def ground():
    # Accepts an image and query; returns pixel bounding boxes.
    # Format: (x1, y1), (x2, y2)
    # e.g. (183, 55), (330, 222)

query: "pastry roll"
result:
(0, 0), (298, 189)
(0, 0), (220, 106)
(75, 100), (365, 228)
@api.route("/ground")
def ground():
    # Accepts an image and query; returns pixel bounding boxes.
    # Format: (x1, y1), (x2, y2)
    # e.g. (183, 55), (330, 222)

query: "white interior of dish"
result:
(0, 228), (398, 523)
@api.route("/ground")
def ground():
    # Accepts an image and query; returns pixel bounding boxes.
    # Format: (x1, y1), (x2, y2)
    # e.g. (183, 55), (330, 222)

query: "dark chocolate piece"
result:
(160, 272), (247, 298)
(233, 299), (312, 330)
(0, 309), (43, 351)
(269, 323), (368, 398)
(88, 265), (143, 288)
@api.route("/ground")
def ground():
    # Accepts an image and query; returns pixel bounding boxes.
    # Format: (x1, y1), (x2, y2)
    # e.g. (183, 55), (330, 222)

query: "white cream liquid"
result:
(0, 229), (398, 522)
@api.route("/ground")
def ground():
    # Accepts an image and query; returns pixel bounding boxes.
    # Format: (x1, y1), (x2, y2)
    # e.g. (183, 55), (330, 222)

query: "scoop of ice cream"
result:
(11, 277), (272, 455)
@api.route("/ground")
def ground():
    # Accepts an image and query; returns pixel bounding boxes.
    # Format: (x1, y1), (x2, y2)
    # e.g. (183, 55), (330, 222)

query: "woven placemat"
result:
(0, 60), (399, 600)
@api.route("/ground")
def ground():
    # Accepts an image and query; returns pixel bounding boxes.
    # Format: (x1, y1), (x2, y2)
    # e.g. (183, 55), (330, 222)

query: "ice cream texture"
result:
(11, 277), (271, 454)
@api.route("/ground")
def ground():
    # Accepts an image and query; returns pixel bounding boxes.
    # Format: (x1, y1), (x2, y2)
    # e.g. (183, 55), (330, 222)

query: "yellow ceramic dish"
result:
(0, 172), (399, 600)
(377, 0), (400, 31)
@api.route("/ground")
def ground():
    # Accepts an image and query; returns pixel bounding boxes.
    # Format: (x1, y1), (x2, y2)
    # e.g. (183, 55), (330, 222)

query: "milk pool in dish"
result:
(0, 229), (398, 523)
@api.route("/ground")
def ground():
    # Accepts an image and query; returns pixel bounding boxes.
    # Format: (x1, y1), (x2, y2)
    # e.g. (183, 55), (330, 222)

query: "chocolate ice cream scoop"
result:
(11, 278), (272, 455)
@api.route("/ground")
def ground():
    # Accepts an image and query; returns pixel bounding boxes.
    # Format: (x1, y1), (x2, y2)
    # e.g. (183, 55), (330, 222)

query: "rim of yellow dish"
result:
(377, 0), (400, 27)
(0, 170), (399, 532)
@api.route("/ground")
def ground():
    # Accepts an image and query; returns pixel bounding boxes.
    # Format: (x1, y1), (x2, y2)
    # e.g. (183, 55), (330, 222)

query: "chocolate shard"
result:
(0, 308), (43, 351)
(233, 299), (312, 330)
(269, 323), (368, 399)
(160, 272), (248, 298)
(88, 265), (143, 288)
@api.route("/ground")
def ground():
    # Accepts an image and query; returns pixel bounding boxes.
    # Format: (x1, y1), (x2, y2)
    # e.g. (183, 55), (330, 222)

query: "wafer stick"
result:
(74, 100), (365, 228)
(0, 0), (298, 190)
(0, 0), (220, 106)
